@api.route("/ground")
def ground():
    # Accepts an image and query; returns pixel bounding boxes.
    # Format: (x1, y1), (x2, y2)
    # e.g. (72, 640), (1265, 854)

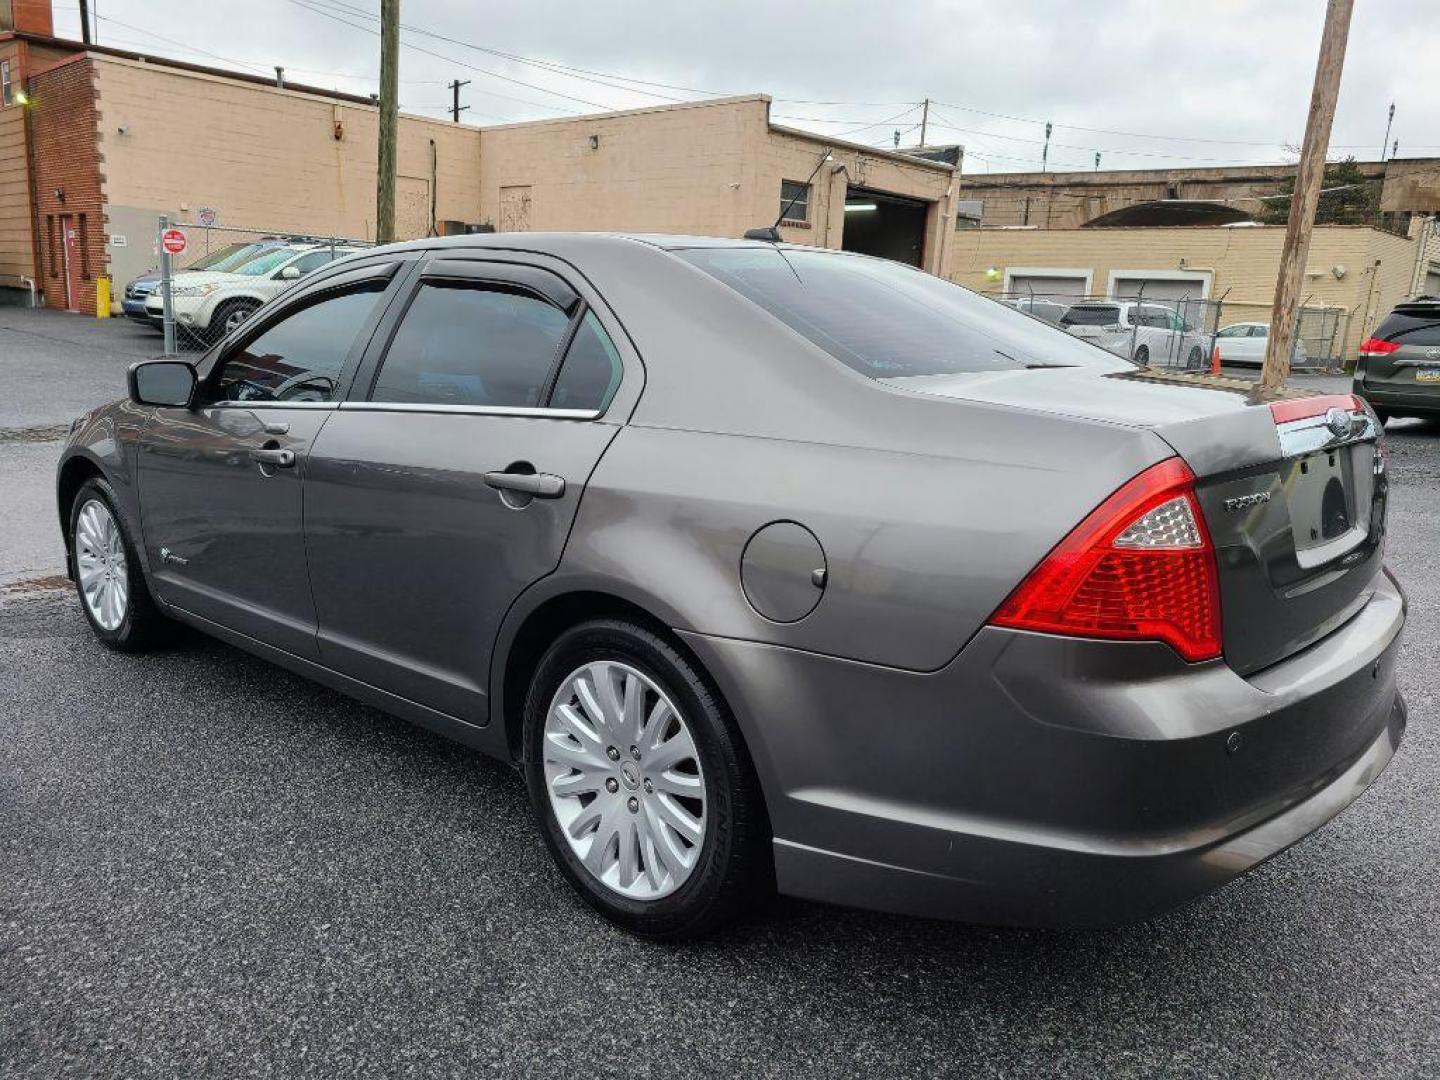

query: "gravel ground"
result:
(2, 312), (1438, 1078)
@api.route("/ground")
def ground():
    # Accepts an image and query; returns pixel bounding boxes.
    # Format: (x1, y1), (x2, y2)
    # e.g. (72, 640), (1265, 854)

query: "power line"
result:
(282, 0), (616, 112)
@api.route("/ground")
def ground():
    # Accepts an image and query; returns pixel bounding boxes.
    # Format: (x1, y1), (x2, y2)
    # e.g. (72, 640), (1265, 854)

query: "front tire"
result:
(69, 477), (169, 652)
(523, 619), (769, 939)
(212, 299), (259, 343)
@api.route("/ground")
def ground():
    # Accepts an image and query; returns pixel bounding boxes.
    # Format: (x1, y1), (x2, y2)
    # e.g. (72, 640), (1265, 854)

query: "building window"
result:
(779, 180), (810, 224)
(955, 199), (984, 230)
(1, 60), (11, 107)
(78, 214), (90, 279)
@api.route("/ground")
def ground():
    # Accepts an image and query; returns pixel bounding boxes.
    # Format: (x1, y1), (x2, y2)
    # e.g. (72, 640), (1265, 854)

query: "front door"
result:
(60, 215), (79, 311)
(137, 274), (397, 657)
(304, 260), (628, 722)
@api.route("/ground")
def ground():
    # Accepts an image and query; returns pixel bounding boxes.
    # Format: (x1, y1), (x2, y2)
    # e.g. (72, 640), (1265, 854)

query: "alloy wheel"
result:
(542, 660), (707, 900)
(75, 499), (128, 631)
(224, 306), (254, 333)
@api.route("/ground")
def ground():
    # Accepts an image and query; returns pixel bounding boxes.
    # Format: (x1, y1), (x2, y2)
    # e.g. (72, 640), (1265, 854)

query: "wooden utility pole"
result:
(1258, 0), (1354, 392)
(78, 0), (92, 44)
(376, 0), (400, 244)
(919, 98), (929, 147)
(448, 78), (470, 123)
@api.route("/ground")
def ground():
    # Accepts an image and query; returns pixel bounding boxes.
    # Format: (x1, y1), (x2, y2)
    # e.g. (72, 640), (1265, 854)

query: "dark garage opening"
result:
(840, 187), (928, 267)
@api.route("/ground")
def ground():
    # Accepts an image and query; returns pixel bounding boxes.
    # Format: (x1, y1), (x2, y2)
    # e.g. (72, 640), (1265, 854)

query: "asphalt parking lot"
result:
(3, 307), (1438, 1078)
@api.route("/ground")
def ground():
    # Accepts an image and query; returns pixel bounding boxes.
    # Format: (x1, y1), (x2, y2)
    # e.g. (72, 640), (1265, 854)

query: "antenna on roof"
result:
(745, 147), (834, 243)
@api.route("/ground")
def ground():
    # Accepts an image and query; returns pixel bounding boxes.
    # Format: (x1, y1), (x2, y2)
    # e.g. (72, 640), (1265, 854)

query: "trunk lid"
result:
(888, 370), (1388, 675)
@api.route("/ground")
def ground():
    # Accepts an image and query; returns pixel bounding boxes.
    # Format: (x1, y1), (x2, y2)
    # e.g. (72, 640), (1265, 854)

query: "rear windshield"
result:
(1375, 307), (1440, 346)
(677, 248), (1130, 378)
(1060, 305), (1122, 327)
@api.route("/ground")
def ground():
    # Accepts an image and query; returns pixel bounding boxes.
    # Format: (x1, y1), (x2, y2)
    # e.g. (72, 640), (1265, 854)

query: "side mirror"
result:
(278, 265), (302, 280)
(128, 359), (197, 408)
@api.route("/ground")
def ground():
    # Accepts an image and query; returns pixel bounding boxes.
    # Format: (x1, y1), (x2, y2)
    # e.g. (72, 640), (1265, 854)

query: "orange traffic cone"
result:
(1210, 343), (1222, 375)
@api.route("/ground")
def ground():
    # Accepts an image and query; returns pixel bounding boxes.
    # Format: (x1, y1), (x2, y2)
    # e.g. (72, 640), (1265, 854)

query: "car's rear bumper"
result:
(1355, 379), (1440, 416)
(679, 569), (1406, 927)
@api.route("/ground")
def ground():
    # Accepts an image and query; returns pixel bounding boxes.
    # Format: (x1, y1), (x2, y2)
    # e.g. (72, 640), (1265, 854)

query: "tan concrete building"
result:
(948, 221), (1440, 359)
(474, 98), (957, 273)
(1, 6), (957, 313)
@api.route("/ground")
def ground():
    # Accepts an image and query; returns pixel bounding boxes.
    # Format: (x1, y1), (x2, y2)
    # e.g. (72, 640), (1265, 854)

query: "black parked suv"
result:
(1354, 297), (1440, 423)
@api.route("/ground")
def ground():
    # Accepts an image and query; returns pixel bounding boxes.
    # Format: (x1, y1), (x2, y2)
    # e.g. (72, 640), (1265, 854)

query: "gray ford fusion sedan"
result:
(57, 234), (1406, 939)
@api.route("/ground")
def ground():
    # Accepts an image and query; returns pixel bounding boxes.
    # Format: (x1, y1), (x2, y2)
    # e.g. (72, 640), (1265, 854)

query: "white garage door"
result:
(1424, 268), (1440, 297)
(1007, 274), (1088, 300)
(1112, 277), (1207, 301)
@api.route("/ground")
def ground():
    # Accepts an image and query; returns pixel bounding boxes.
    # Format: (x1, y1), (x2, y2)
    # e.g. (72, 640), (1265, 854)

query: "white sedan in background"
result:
(145, 243), (366, 340)
(1213, 322), (1307, 368)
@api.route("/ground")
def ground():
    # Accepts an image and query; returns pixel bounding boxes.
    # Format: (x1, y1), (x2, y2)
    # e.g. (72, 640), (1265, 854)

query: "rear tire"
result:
(1186, 345), (1204, 369)
(69, 477), (170, 652)
(1134, 345), (1150, 365)
(522, 619), (770, 939)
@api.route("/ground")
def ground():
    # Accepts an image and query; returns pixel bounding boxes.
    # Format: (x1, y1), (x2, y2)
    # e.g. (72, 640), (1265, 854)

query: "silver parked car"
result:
(58, 235), (1406, 938)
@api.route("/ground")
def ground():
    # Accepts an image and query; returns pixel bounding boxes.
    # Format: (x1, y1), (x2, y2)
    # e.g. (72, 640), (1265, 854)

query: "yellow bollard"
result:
(95, 276), (112, 319)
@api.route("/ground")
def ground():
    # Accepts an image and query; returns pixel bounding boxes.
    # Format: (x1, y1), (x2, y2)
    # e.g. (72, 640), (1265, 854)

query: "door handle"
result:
(250, 447), (296, 468)
(483, 470), (565, 498)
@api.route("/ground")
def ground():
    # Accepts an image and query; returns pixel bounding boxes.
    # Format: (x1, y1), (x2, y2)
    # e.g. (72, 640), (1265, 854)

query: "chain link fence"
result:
(140, 223), (372, 353)
(985, 289), (1351, 372)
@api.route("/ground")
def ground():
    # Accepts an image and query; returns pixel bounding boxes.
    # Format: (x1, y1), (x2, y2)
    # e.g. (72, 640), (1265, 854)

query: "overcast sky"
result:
(52, 0), (1440, 173)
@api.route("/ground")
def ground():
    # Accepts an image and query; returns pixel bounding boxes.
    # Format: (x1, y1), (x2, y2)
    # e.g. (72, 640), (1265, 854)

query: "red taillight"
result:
(990, 457), (1222, 662)
(1358, 338), (1401, 357)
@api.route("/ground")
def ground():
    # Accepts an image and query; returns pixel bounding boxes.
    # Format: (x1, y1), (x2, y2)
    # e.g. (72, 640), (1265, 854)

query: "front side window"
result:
(370, 281), (571, 407)
(1248, 325), (1269, 338)
(1134, 307), (1173, 329)
(233, 248), (302, 276)
(2, 61), (13, 107)
(680, 247), (1133, 379)
(286, 251), (339, 278)
(212, 282), (386, 403)
(779, 181), (810, 224)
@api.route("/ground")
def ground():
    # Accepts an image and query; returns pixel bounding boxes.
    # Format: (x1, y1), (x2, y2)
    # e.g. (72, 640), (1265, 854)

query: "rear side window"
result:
(551, 311), (623, 412)
(1060, 306), (1121, 327)
(371, 281), (571, 407)
(1375, 308), (1440, 346)
(680, 248), (1129, 379)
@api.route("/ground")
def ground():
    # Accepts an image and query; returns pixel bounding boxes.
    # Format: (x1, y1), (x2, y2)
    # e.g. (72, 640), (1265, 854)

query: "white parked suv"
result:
(1059, 300), (1211, 368)
(145, 243), (366, 340)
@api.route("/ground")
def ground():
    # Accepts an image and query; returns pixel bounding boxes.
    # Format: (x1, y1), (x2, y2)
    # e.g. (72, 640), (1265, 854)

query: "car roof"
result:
(367, 232), (845, 260)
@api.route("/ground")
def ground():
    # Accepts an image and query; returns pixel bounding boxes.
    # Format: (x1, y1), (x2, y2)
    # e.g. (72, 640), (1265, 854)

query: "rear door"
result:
(1357, 303), (1440, 401)
(304, 256), (629, 723)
